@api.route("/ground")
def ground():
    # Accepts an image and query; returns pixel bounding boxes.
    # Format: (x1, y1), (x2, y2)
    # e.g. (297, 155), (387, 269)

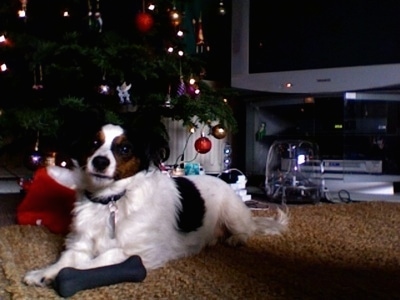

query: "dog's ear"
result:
(123, 112), (170, 169)
(149, 123), (170, 164)
(57, 106), (108, 161)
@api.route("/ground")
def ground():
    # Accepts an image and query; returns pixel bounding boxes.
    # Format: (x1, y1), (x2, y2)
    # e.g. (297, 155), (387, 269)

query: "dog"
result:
(23, 123), (288, 287)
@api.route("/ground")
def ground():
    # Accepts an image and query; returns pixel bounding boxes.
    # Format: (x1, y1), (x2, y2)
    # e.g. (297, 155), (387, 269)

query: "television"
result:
(231, 0), (400, 94)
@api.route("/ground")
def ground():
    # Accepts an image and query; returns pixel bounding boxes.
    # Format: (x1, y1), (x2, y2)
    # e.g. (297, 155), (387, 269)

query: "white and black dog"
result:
(23, 122), (288, 287)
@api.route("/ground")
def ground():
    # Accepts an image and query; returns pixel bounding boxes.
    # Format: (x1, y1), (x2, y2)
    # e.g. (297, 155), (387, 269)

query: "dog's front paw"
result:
(24, 269), (56, 287)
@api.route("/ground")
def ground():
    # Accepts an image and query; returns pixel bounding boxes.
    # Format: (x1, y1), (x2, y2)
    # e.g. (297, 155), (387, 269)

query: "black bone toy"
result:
(53, 255), (147, 298)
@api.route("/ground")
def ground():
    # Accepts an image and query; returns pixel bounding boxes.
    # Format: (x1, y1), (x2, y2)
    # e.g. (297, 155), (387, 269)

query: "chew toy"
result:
(53, 255), (147, 298)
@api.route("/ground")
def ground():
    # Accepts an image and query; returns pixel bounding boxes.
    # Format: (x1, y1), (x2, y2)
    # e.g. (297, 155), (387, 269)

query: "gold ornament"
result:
(211, 124), (227, 139)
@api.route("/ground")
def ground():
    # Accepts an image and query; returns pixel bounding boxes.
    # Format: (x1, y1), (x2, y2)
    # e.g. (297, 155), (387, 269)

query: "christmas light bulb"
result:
(167, 47), (174, 53)
(170, 7), (181, 26)
(99, 84), (110, 94)
(171, 11), (179, 20)
(218, 1), (226, 15)
(147, 4), (155, 11)
(18, 0), (27, 18)
(178, 50), (184, 56)
(189, 78), (195, 85)
(177, 30), (183, 37)
(63, 10), (69, 17)
(1, 64), (7, 72)
(0, 35), (5, 43)
(18, 10), (26, 18)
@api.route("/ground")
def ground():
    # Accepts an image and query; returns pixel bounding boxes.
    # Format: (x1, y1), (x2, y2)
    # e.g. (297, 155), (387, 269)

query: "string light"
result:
(18, 9), (26, 18)
(170, 6), (181, 26)
(99, 84), (110, 94)
(18, 0), (27, 18)
(218, 1), (226, 15)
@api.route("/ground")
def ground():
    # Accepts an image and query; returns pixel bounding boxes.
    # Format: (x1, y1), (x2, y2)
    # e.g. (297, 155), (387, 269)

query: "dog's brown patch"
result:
(112, 135), (141, 180)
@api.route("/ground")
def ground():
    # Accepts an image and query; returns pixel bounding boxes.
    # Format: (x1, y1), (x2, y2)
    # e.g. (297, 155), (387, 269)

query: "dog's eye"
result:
(118, 144), (132, 156)
(92, 139), (100, 148)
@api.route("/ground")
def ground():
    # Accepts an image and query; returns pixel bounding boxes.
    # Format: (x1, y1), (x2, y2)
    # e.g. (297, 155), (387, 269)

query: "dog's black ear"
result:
(123, 112), (170, 169)
(57, 106), (108, 160)
(150, 123), (170, 164)
(139, 119), (170, 168)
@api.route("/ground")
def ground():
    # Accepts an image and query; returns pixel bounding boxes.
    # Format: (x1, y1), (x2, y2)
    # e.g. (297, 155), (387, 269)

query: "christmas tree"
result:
(0, 0), (236, 167)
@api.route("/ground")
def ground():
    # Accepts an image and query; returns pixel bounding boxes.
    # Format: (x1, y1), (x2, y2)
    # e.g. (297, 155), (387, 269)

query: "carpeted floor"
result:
(0, 201), (400, 299)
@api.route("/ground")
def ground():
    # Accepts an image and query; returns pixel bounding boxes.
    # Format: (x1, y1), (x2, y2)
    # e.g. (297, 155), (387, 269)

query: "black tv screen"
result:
(232, 0), (400, 93)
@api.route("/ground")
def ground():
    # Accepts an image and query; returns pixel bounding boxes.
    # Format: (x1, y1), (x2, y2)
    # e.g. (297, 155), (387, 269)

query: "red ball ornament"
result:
(194, 136), (212, 154)
(135, 12), (154, 33)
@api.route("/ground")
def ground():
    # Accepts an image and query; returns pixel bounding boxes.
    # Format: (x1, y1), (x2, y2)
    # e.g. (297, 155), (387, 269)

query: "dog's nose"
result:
(92, 156), (110, 171)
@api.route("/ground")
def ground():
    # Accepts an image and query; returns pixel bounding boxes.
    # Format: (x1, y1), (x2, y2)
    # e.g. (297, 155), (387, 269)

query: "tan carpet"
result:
(1, 202), (400, 300)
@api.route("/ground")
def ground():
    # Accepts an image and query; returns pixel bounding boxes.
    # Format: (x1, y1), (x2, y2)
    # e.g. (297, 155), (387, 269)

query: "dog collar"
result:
(84, 190), (126, 205)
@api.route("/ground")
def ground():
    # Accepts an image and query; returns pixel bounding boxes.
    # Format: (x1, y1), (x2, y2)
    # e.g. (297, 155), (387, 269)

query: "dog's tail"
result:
(253, 208), (289, 236)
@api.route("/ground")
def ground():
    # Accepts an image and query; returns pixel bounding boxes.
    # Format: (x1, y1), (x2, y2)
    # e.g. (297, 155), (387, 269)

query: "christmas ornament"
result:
(94, 12), (103, 32)
(211, 124), (227, 139)
(32, 64), (44, 90)
(163, 85), (173, 108)
(135, 12), (154, 33)
(194, 135), (212, 154)
(176, 76), (186, 96)
(24, 132), (44, 171)
(194, 14), (209, 53)
(97, 74), (111, 95)
(24, 150), (44, 170)
(186, 83), (196, 97)
(117, 82), (132, 104)
(186, 77), (200, 98)
(97, 72), (112, 95)
(88, 0), (103, 32)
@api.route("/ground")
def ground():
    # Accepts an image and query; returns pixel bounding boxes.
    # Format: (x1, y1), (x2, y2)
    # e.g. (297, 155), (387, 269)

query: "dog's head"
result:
(80, 123), (169, 186)
(57, 107), (169, 189)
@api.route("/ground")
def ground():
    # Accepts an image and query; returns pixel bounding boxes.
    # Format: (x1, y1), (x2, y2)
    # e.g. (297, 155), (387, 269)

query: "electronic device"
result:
(232, 0), (400, 94)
